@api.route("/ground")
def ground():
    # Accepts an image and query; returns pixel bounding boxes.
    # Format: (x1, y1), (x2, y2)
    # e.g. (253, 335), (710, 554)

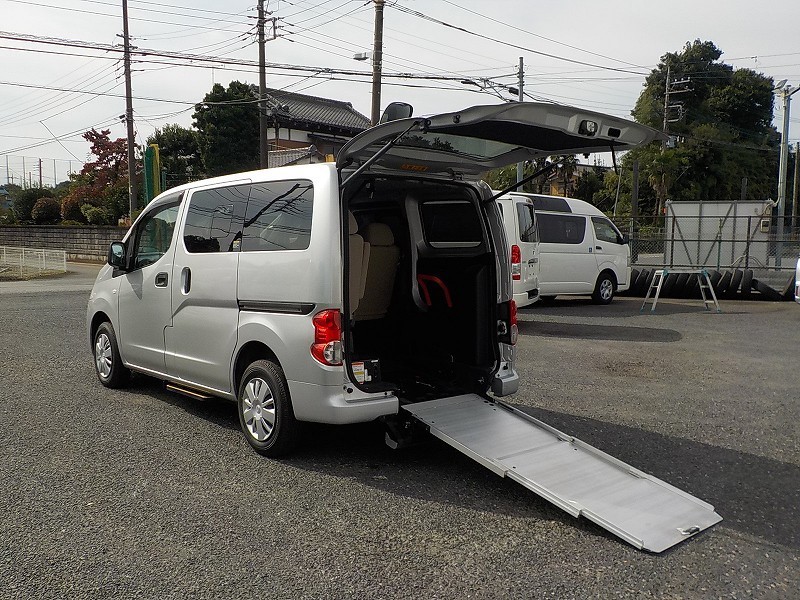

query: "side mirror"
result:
(621, 234), (630, 245)
(379, 102), (413, 124)
(108, 241), (127, 269)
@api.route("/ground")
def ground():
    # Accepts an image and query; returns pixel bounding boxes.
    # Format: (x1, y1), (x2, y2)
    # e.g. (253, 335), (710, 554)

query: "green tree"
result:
(630, 40), (778, 213)
(193, 81), (260, 177)
(146, 123), (203, 187)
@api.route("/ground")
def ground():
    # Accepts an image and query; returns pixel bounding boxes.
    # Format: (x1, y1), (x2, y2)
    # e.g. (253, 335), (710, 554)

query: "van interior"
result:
(343, 176), (504, 404)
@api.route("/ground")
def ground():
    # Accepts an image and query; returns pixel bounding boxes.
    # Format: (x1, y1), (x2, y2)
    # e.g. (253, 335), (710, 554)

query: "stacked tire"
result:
(622, 268), (793, 301)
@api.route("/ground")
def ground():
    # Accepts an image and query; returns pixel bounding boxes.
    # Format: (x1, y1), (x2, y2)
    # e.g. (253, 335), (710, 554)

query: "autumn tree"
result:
(61, 128), (133, 223)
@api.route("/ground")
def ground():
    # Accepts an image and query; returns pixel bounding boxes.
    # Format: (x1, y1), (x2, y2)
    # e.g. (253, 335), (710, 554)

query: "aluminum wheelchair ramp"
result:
(404, 395), (722, 553)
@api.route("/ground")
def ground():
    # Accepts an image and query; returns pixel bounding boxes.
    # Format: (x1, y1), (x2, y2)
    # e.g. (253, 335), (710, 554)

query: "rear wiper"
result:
(486, 159), (563, 203)
(340, 119), (429, 189)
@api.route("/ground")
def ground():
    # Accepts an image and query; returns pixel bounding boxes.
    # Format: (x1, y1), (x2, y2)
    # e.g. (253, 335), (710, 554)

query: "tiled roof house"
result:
(262, 88), (371, 166)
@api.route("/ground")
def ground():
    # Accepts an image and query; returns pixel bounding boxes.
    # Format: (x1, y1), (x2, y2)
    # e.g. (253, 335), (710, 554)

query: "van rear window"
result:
(420, 200), (482, 248)
(537, 213), (586, 244)
(516, 203), (537, 243)
(242, 180), (314, 251)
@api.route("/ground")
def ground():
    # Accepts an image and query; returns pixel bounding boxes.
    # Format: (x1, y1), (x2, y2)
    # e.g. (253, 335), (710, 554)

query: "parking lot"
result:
(1, 271), (798, 599)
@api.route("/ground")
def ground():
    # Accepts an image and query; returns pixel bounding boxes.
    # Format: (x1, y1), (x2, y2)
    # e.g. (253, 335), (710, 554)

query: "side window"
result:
(420, 200), (483, 248)
(515, 202), (537, 243)
(536, 213), (586, 245)
(132, 201), (180, 269)
(183, 185), (249, 253)
(592, 216), (623, 245)
(242, 180), (314, 251)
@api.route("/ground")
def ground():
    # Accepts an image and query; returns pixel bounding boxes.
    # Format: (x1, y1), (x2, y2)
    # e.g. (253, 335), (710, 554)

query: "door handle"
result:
(528, 257), (538, 264)
(181, 267), (192, 294)
(155, 272), (168, 287)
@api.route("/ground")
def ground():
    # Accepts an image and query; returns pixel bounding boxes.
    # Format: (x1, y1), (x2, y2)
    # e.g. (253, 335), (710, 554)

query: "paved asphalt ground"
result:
(1, 265), (798, 599)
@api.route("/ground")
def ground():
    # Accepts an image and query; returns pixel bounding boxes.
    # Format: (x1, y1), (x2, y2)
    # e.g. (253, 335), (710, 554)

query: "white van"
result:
(87, 103), (656, 457)
(498, 193), (630, 305)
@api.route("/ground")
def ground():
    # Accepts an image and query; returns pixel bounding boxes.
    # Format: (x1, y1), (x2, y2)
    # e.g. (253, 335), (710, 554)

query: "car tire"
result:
(237, 359), (299, 457)
(661, 272), (678, 297)
(728, 269), (743, 298)
(674, 273), (689, 298)
(635, 268), (651, 296)
(741, 269), (754, 299)
(93, 322), (130, 389)
(592, 272), (616, 304)
(717, 271), (732, 297)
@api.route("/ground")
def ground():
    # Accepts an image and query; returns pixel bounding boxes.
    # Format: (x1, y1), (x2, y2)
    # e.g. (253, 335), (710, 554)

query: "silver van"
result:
(87, 103), (660, 457)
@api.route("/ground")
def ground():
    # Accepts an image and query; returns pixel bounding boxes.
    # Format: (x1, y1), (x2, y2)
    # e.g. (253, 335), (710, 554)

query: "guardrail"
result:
(0, 246), (67, 277)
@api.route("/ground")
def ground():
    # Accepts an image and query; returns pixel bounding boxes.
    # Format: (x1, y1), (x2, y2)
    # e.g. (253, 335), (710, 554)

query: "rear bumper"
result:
(513, 288), (539, 307)
(288, 380), (399, 424)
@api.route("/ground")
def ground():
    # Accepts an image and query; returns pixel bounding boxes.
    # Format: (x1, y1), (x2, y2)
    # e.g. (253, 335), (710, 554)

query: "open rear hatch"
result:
(338, 102), (665, 178)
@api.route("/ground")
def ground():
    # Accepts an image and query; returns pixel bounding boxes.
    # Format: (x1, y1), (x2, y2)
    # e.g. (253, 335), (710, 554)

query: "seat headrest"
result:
(348, 211), (358, 234)
(364, 222), (394, 246)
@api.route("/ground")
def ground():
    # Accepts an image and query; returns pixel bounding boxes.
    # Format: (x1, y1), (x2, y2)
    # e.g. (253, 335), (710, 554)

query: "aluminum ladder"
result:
(641, 268), (721, 313)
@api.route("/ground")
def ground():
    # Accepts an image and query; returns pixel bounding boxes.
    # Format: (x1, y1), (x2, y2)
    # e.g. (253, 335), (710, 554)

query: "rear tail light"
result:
(511, 244), (521, 280)
(509, 300), (518, 345)
(498, 300), (518, 346)
(311, 309), (342, 365)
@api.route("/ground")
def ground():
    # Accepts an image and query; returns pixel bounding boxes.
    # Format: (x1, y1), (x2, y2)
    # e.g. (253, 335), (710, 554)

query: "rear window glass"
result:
(242, 180), (314, 251)
(420, 200), (483, 248)
(516, 202), (537, 243)
(183, 185), (249, 253)
(592, 216), (622, 245)
(537, 213), (586, 244)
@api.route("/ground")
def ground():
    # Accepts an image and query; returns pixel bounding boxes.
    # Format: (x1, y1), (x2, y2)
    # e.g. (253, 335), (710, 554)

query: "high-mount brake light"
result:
(311, 309), (343, 366)
(511, 244), (521, 281)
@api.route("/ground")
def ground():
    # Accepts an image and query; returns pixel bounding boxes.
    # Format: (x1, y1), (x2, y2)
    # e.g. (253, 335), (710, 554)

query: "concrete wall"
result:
(0, 226), (128, 262)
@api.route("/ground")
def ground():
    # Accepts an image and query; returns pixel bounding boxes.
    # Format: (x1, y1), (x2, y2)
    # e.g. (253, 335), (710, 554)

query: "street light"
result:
(773, 80), (799, 267)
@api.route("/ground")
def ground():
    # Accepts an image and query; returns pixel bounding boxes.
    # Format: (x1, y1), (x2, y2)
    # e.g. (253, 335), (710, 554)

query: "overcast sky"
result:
(1, 0), (799, 186)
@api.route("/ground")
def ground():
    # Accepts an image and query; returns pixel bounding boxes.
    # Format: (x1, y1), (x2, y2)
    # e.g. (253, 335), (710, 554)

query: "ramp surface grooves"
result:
(404, 394), (722, 553)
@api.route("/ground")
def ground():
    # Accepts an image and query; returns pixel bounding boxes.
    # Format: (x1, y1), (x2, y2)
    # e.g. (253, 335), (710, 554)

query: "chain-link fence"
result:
(0, 246), (67, 278)
(615, 201), (800, 271)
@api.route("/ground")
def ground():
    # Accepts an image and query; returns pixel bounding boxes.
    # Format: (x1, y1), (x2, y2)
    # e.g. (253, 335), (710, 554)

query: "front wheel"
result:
(93, 322), (129, 388)
(592, 273), (616, 305)
(237, 359), (299, 457)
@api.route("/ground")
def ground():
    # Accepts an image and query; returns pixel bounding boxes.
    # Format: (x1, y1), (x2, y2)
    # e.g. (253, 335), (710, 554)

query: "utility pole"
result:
(516, 56), (524, 184)
(775, 83), (799, 267)
(793, 142), (799, 229)
(257, 0), (269, 168)
(5, 155), (9, 185)
(122, 0), (137, 219)
(22, 156), (26, 189)
(38, 158), (42, 188)
(370, 0), (385, 126)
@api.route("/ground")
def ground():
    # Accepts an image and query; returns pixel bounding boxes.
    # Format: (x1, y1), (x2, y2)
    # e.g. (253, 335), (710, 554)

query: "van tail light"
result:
(311, 309), (342, 366)
(510, 300), (518, 345)
(498, 300), (518, 346)
(511, 244), (521, 280)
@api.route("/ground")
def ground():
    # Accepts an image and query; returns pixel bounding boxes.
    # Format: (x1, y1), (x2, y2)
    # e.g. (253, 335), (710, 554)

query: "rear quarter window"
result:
(183, 185), (249, 253)
(242, 180), (314, 251)
(537, 213), (586, 244)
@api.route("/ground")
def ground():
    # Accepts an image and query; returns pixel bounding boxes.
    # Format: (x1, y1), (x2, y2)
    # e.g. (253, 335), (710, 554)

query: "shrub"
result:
(61, 194), (88, 223)
(12, 188), (54, 222)
(80, 203), (114, 225)
(31, 197), (62, 224)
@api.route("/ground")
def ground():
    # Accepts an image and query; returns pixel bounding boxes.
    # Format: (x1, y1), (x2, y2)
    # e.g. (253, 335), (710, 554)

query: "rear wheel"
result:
(592, 272), (616, 304)
(237, 359), (299, 457)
